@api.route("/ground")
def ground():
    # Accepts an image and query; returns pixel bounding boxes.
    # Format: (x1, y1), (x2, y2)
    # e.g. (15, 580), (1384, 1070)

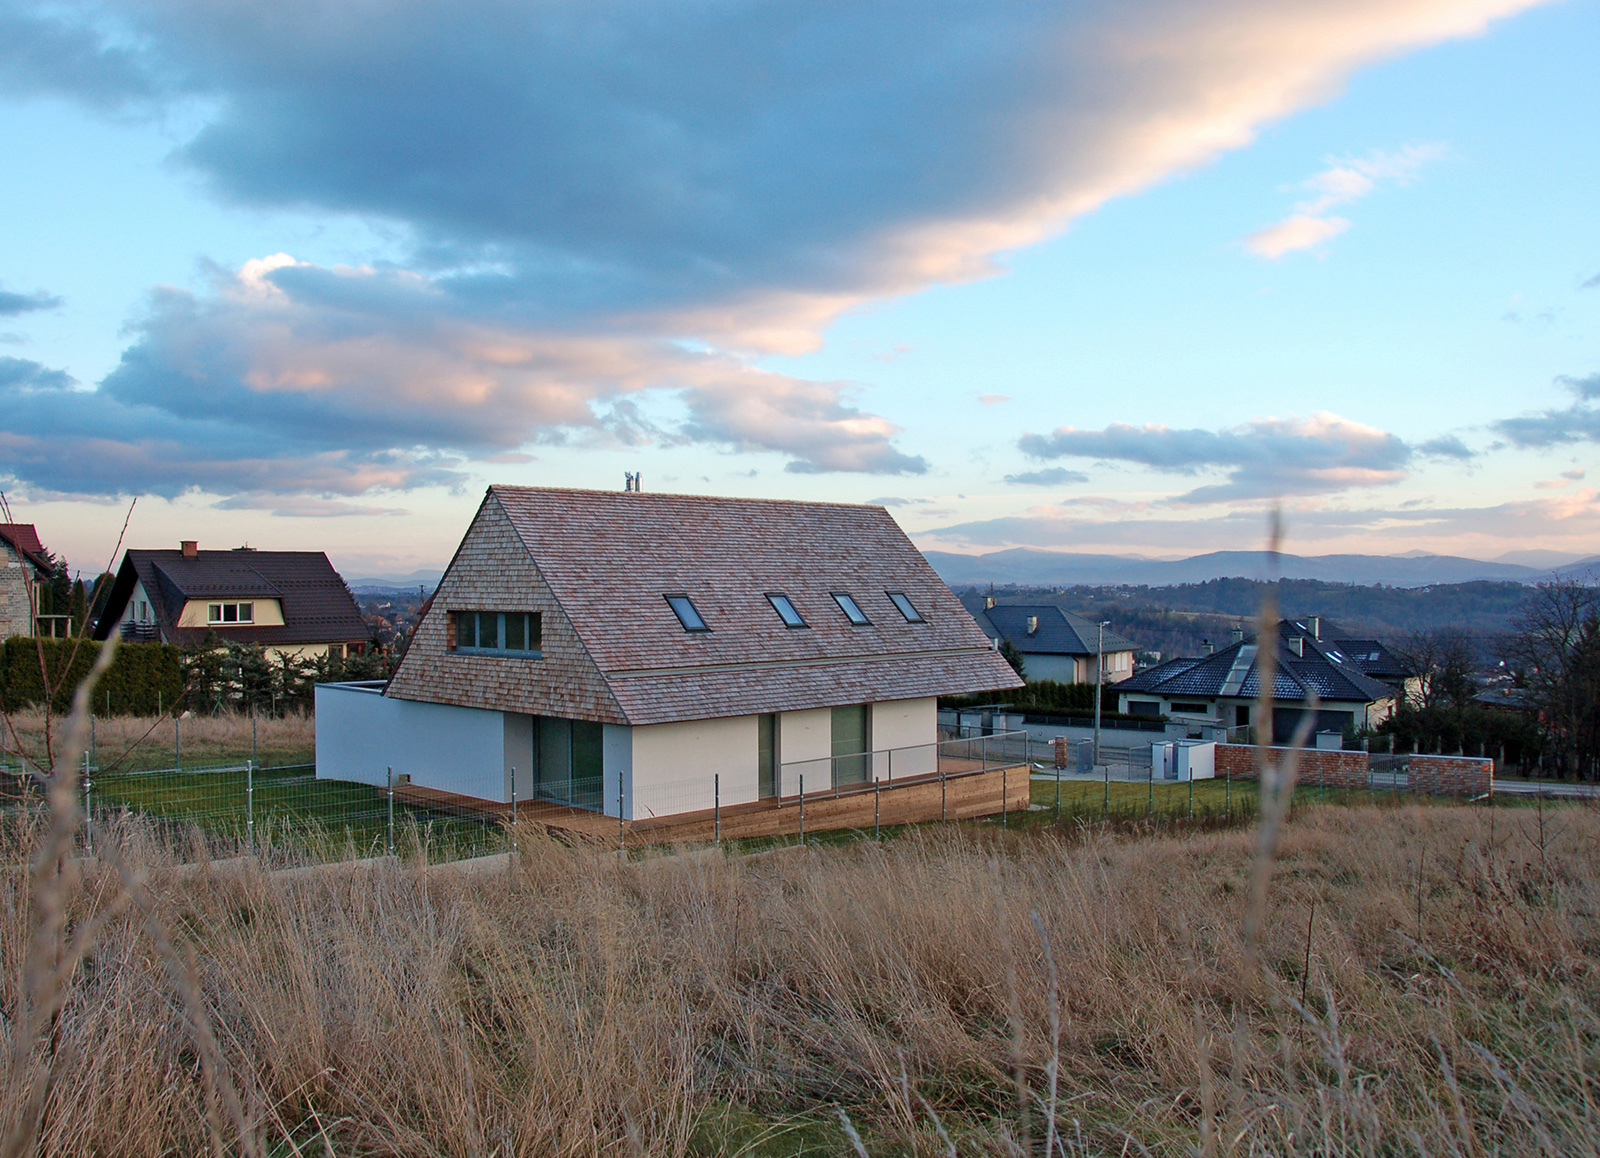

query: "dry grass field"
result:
(2, 799), (1597, 1156)
(2, 708), (316, 772)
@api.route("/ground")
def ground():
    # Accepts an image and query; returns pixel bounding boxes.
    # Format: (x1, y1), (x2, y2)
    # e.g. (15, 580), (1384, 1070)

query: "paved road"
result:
(1492, 778), (1600, 798)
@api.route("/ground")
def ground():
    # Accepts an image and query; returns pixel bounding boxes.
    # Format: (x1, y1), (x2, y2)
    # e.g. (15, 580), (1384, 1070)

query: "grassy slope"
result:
(4, 801), (1596, 1156)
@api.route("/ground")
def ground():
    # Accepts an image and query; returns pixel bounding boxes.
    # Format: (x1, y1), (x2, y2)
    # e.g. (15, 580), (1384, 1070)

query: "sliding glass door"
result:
(534, 716), (605, 809)
(831, 704), (870, 787)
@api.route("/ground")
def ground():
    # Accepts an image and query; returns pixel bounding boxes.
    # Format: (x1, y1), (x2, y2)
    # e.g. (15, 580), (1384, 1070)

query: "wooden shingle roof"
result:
(391, 486), (1022, 726)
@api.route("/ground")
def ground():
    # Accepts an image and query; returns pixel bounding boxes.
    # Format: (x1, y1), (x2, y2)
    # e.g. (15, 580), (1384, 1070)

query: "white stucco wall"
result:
(315, 681), (511, 800)
(1019, 653), (1083, 683)
(630, 714), (759, 818)
(176, 597), (286, 628)
(871, 697), (938, 778)
(503, 712), (534, 801)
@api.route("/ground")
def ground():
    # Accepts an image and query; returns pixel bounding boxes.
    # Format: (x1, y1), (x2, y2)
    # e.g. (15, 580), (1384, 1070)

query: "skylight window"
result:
(767, 593), (807, 628)
(665, 595), (709, 632)
(887, 591), (924, 623)
(832, 592), (870, 625)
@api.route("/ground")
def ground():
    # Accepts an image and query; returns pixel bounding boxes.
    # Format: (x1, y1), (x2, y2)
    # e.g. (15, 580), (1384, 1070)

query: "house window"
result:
(665, 595), (709, 632)
(832, 592), (870, 625)
(1171, 702), (1211, 715)
(886, 591), (924, 623)
(208, 602), (254, 624)
(450, 610), (543, 655)
(766, 593), (807, 628)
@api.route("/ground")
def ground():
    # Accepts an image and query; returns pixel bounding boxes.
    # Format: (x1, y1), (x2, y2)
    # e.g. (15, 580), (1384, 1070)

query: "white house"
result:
(975, 603), (1139, 684)
(316, 485), (1023, 819)
(94, 543), (372, 659)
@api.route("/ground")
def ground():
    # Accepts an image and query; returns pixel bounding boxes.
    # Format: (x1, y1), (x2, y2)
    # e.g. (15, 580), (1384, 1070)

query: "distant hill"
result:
(924, 548), (1600, 589)
(347, 569), (443, 595)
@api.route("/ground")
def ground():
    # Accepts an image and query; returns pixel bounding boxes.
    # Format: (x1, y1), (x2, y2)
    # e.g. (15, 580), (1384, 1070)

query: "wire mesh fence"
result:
(0, 754), (515, 870)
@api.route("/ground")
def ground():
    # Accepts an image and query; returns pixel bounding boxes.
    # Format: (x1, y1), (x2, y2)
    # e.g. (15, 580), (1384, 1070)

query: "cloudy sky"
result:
(1, 0), (1596, 579)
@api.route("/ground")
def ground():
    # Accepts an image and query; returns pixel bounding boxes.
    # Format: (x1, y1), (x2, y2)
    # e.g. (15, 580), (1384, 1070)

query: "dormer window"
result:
(832, 592), (870, 625)
(665, 595), (709, 632)
(887, 591), (924, 623)
(767, 593), (807, 628)
(208, 602), (254, 624)
(451, 610), (542, 655)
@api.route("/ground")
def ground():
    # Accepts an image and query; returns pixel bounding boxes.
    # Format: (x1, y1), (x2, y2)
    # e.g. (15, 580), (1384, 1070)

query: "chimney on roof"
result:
(1026, 615), (1038, 635)
(984, 596), (995, 610)
(1309, 615), (1322, 640)
(181, 540), (198, 559)
(1230, 625), (1244, 644)
(1203, 640), (1214, 655)
(1289, 636), (1304, 658)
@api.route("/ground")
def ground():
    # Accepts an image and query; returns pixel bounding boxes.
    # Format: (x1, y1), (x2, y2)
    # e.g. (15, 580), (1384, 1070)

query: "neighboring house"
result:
(0, 524), (53, 640)
(974, 602), (1139, 684)
(317, 486), (1023, 817)
(1116, 618), (1398, 742)
(93, 542), (371, 659)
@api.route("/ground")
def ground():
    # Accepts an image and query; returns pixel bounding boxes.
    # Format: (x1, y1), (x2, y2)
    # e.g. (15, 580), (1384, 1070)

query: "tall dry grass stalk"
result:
(2, 802), (1596, 1155)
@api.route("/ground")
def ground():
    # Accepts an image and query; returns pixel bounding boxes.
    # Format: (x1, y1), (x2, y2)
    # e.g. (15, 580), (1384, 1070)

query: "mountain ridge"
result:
(923, 548), (1600, 589)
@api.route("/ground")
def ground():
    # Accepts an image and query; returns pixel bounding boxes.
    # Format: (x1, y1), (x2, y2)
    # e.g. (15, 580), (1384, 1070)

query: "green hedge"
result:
(0, 637), (185, 716)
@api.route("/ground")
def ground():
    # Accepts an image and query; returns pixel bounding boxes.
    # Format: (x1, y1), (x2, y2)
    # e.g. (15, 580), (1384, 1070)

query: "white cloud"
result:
(1244, 214), (1351, 258)
(1018, 411), (1414, 501)
(0, 0), (1544, 498)
(1245, 143), (1447, 258)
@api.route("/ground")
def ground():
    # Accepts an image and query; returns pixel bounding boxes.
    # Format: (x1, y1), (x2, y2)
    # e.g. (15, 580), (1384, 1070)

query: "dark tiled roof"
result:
(1328, 637), (1411, 682)
(976, 605), (1141, 656)
(0, 524), (50, 570)
(93, 549), (370, 647)
(486, 486), (1021, 725)
(1119, 621), (1396, 705)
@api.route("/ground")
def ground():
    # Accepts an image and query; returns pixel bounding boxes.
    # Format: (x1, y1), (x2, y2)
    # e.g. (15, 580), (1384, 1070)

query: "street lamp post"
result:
(1093, 620), (1110, 766)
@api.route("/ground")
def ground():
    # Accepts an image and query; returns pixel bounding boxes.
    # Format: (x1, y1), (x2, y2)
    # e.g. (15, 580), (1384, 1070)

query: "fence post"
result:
(252, 713), (258, 768)
(619, 780), (626, 854)
(246, 758), (254, 856)
(1054, 759), (1061, 821)
(174, 716), (181, 771)
(714, 773), (721, 845)
(1002, 765), (1008, 828)
(386, 766), (395, 858)
(82, 750), (93, 857)
(1148, 756), (1154, 817)
(941, 770), (947, 822)
(1103, 754), (1110, 818)
(874, 777), (880, 840)
(510, 769), (518, 860)
(799, 773), (805, 843)
(1188, 768), (1194, 819)
(1225, 763), (1231, 819)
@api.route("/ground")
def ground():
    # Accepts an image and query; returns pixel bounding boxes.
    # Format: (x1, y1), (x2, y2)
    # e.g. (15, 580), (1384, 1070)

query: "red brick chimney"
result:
(181, 540), (198, 558)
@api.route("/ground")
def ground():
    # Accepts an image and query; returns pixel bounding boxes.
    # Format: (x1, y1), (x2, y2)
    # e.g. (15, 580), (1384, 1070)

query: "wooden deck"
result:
(393, 760), (1030, 847)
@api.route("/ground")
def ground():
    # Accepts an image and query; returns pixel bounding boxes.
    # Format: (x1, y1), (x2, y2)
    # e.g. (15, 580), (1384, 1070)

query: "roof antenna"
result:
(624, 471), (642, 493)
(624, 472), (633, 492)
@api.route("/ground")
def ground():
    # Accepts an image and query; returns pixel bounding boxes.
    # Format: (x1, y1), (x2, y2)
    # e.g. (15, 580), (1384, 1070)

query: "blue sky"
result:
(1, 0), (1595, 579)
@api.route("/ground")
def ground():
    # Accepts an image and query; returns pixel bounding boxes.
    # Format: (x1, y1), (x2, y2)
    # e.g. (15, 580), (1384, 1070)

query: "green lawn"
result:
(85, 765), (510, 864)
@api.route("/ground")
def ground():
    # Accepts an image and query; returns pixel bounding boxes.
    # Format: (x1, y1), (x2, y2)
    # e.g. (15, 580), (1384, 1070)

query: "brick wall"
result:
(1406, 754), (1494, 797)
(1215, 744), (1495, 797)
(0, 541), (34, 640)
(1214, 743), (1370, 790)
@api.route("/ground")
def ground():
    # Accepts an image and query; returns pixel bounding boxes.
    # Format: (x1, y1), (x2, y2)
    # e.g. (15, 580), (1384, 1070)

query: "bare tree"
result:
(1508, 579), (1600, 779)
(1393, 628), (1477, 711)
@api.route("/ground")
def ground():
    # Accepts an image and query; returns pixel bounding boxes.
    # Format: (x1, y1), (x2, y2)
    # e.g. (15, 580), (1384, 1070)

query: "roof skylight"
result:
(767, 593), (807, 628)
(887, 591), (924, 623)
(665, 595), (709, 632)
(832, 592), (870, 625)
